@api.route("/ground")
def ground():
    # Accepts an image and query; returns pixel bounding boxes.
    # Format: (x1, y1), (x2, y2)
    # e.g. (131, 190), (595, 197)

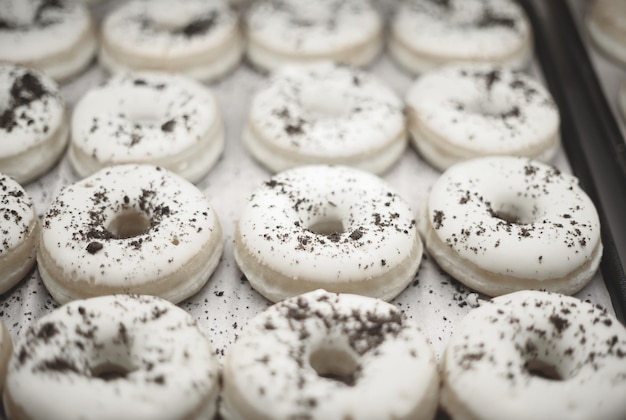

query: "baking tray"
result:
(1, 0), (626, 418)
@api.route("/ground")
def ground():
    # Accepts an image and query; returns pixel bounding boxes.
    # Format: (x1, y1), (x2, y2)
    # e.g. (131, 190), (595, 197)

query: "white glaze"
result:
(389, 0), (532, 75)
(0, 320), (12, 393)
(0, 0), (97, 81)
(586, 0), (626, 66)
(3, 294), (220, 420)
(70, 72), (224, 183)
(234, 165), (422, 302)
(441, 290), (626, 420)
(100, 0), (244, 82)
(244, 0), (383, 72)
(244, 62), (407, 174)
(406, 64), (560, 171)
(222, 289), (439, 420)
(0, 173), (38, 294)
(0, 64), (69, 184)
(420, 156), (602, 296)
(38, 164), (224, 304)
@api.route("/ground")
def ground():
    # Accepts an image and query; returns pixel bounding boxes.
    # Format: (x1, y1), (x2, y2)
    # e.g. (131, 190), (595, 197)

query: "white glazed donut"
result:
(0, 64), (69, 184)
(441, 290), (626, 420)
(0, 173), (38, 295)
(222, 289), (439, 420)
(389, 0), (532, 75)
(244, 0), (383, 72)
(0, 0), (97, 81)
(69, 72), (224, 183)
(406, 64), (560, 171)
(244, 62), (407, 174)
(419, 156), (602, 297)
(234, 165), (422, 302)
(586, 0), (626, 66)
(100, 0), (244, 82)
(0, 320), (12, 393)
(3, 294), (220, 420)
(37, 164), (224, 304)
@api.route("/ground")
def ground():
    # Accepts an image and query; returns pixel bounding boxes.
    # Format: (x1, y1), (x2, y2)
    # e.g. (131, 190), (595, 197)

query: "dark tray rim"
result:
(521, 0), (626, 322)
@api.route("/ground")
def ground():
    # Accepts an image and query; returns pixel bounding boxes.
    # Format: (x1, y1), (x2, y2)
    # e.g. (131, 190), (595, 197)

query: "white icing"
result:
(3, 294), (220, 420)
(245, 62), (407, 174)
(99, 0), (244, 82)
(406, 64), (560, 171)
(0, 0), (97, 81)
(38, 164), (224, 304)
(234, 165), (422, 302)
(0, 64), (69, 184)
(0, 173), (37, 294)
(222, 289), (439, 420)
(421, 156), (602, 296)
(586, 0), (626, 66)
(390, 0), (532, 74)
(70, 72), (224, 183)
(442, 290), (626, 420)
(245, 0), (383, 72)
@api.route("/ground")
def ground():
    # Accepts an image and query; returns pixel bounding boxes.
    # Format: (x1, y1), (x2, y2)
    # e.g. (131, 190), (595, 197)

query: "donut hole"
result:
(301, 84), (352, 120)
(465, 96), (519, 120)
(309, 347), (360, 386)
(524, 359), (563, 381)
(307, 217), (344, 237)
(147, 5), (196, 31)
(107, 210), (152, 239)
(126, 107), (167, 127)
(491, 201), (537, 225)
(91, 362), (134, 382)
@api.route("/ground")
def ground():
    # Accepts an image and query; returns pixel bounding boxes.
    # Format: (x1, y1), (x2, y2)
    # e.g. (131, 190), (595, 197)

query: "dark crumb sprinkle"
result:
(433, 210), (445, 229)
(160, 120), (176, 132)
(86, 241), (103, 254)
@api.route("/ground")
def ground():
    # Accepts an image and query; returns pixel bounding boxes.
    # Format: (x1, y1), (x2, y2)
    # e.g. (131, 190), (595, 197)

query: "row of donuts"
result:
(0, 57), (561, 188)
(0, 0), (535, 83)
(1, 289), (626, 418)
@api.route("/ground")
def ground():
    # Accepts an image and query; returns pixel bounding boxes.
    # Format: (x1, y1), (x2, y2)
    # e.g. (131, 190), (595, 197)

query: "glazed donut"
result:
(389, 0), (532, 75)
(244, 0), (383, 72)
(586, 0), (626, 66)
(3, 294), (220, 420)
(222, 289), (439, 420)
(37, 164), (224, 304)
(419, 156), (602, 297)
(234, 165), (422, 302)
(0, 320), (12, 393)
(244, 62), (407, 174)
(69, 72), (224, 183)
(99, 0), (244, 82)
(0, 0), (97, 81)
(0, 173), (38, 295)
(441, 290), (626, 420)
(0, 64), (69, 184)
(406, 64), (560, 171)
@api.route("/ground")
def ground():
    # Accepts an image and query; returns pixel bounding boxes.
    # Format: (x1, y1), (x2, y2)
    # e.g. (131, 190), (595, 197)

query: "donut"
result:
(234, 165), (422, 302)
(586, 0), (626, 66)
(405, 64), (560, 171)
(0, 173), (38, 295)
(0, 64), (69, 184)
(37, 164), (224, 304)
(69, 72), (224, 183)
(0, 320), (12, 393)
(222, 289), (439, 420)
(419, 156), (602, 297)
(99, 0), (244, 82)
(244, 62), (407, 174)
(244, 0), (383, 73)
(389, 0), (533, 75)
(3, 294), (220, 420)
(441, 290), (626, 420)
(0, 0), (97, 81)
